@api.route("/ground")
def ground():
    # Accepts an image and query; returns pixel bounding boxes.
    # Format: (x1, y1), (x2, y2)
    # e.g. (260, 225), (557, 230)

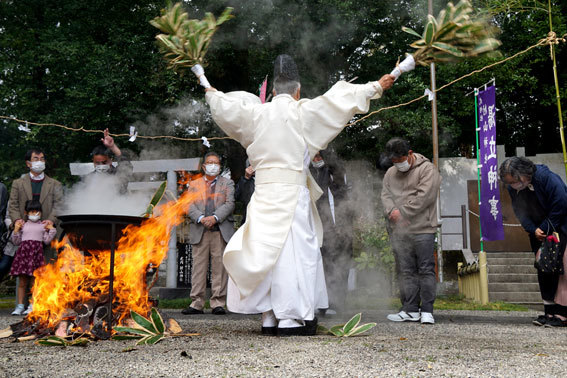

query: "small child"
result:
(10, 200), (56, 316)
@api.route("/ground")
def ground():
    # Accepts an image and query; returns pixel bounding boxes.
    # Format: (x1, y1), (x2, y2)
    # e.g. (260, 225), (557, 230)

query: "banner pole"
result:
(474, 87), (489, 304)
(474, 88), (484, 253)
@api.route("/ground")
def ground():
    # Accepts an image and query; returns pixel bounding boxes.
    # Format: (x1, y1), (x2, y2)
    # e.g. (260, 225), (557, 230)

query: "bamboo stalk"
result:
(547, 0), (567, 177)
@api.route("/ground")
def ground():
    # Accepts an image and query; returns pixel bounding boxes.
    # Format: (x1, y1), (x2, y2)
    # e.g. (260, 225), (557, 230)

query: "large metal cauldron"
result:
(57, 214), (145, 252)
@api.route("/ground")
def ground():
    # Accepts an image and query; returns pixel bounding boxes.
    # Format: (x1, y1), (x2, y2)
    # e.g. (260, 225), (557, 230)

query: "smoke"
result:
(60, 172), (151, 216)
(315, 158), (395, 312)
(130, 96), (215, 160)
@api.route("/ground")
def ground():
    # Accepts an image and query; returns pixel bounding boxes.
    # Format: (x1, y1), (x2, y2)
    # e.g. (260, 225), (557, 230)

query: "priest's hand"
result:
(378, 74), (395, 91)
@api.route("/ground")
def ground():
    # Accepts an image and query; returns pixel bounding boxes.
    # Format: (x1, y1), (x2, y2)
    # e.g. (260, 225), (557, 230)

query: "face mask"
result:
(94, 164), (111, 174)
(394, 160), (410, 172)
(312, 160), (325, 169)
(28, 214), (41, 222)
(30, 161), (45, 174)
(205, 164), (220, 176)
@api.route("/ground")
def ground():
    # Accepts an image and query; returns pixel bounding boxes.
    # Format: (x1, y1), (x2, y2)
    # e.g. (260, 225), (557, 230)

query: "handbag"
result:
(0, 230), (11, 257)
(535, 220), (565, 275)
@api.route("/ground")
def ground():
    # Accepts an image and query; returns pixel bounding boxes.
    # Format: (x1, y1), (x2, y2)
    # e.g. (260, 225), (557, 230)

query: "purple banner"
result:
(478, 85), (504, 241)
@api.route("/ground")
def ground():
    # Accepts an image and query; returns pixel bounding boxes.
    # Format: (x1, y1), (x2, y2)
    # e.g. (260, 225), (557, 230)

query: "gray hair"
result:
(499, 156), (535, 182)
(274, 80), (300, 96)
(204, 151), (221, 162)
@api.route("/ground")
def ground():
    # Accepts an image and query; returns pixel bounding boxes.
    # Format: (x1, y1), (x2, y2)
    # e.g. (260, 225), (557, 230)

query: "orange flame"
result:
(178, 171), (202, 190)
(28, 188), (203, 329)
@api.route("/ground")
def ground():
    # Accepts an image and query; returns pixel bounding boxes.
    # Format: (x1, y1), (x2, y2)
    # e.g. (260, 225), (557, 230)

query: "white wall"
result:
(439, 146), (567, 251)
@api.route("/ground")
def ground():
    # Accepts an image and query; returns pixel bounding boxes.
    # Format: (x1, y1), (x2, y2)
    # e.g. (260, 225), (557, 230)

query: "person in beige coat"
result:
(182, 152), (235, 315)
(381, 138), (441, 325)
(8, 148), (63, 307)
(9, 149), (63, 227)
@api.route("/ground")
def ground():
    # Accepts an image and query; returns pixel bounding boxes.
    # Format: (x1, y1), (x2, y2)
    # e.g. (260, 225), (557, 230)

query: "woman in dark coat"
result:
(499, 157), (567, 327)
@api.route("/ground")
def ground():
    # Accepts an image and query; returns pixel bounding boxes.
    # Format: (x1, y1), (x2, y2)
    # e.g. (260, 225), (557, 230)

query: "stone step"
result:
(488, 265), (538, 274)
(487, 257), (534, 265)
(488, 273), (538, 283)
(488, 282), (540, 292)
(490, 291), (542, 303)
(485, 252), (533, 259)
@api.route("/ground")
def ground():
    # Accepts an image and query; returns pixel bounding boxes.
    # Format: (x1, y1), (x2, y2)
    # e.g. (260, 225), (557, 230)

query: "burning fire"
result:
(178, 171), (202, 190)
(28, 188), (203, 329)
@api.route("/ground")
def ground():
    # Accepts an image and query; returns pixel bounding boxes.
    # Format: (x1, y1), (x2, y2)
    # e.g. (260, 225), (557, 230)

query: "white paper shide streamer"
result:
(128, 125), (138, 142)
(390, 55), (416, 81)
(191, 64), (211, 89)
(201, 136), (210, 148)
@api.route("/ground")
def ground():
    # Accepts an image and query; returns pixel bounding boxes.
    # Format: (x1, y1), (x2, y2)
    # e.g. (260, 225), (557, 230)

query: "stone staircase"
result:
(485, 252), (541, 305)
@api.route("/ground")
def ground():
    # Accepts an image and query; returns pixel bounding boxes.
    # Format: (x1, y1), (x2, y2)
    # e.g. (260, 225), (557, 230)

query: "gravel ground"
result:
(0, 308), (566, 377)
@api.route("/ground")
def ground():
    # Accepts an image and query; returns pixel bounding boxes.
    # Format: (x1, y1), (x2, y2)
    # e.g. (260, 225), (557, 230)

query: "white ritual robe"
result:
(227, 149), (328, 319)
(205, 81), (384, 309)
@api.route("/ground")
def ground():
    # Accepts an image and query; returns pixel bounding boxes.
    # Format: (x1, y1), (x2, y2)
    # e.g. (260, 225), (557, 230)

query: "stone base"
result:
(153, 287), (191, 300)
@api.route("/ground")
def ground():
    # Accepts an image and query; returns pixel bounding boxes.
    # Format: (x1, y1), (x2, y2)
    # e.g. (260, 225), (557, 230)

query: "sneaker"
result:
(23, 304), (33, 315)
(544, 316), (567, 328)
(420, 312), (435, 324)
(532, 315), (549, 326)
(387, 311), (420, 322)
(11, 304), (25, 316)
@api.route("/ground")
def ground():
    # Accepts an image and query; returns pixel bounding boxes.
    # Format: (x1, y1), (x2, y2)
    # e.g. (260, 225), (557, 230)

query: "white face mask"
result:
(312, 160), (325, 169)
(394, 160), (411, 172)
(30, 161), (46, 174)
(94, 164), (111, 174)
(204, 163), (220, 176)
(28, 214), (41, 222)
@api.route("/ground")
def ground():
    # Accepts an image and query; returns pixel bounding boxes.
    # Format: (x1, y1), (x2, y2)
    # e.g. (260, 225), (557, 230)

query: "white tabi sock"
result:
(261, 311), (277, 327)
(278, 319), (304, 328)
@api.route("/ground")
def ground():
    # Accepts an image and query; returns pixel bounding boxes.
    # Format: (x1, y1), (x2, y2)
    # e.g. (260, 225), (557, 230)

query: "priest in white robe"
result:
(193, 55), (395, 335)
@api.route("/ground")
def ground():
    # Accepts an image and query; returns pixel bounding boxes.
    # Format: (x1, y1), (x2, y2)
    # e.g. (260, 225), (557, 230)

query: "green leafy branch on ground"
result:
(318, 313), (376, 337)
(37, 336), (89, 347)
(113, 308), (199, 346)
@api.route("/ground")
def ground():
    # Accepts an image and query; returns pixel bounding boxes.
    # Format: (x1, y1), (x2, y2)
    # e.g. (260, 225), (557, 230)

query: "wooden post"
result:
(166, 170), (178, 289)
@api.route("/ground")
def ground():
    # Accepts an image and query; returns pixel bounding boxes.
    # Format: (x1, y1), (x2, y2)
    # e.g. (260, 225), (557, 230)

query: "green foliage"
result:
(354, 219), (395, 276)
(150, 2), (233, 70)
(37, 336), (89, 347)
(112, 308), (166, 345)
(403, 0), (502, 65)
(143, 181), (167, 217)
(317, 313), (377, 337)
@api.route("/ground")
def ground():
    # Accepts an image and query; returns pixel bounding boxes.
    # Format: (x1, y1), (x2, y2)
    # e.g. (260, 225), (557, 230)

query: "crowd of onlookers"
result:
(1, 135), (567, 327)
(0, 134), (358, 319)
